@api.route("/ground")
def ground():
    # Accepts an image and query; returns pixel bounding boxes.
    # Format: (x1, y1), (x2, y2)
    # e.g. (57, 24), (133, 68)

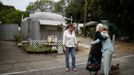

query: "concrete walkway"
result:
(0, 41), (134, 75)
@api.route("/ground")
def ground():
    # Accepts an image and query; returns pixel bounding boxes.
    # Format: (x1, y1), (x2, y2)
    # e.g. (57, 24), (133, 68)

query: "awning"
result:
(39, 20), (66, 26)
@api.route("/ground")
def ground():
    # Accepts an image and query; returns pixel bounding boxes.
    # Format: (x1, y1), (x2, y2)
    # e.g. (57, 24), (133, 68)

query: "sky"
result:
(0, 0), (60, 11)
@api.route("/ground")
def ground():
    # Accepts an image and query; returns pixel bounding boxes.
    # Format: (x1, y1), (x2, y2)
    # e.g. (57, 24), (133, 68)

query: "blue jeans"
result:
(65, 47), (76, 68)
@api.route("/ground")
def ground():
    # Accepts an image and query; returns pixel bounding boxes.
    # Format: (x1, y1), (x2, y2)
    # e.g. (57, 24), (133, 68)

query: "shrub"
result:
(23, 43), (53, 53)
(14, 32), (25, 42)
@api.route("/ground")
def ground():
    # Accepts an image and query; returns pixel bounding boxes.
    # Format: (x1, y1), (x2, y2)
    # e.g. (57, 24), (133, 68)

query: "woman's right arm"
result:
(91, 39), (101, 45)
(92, 32), (108, 45)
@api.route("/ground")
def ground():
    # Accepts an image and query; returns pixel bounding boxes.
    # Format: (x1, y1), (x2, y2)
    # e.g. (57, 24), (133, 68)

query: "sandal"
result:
(65, 68), (70, 72)
(73, 68), (77, 71)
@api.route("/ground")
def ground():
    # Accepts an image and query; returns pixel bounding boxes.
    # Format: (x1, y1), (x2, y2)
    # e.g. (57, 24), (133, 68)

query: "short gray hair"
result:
(96, 23), (104, 31)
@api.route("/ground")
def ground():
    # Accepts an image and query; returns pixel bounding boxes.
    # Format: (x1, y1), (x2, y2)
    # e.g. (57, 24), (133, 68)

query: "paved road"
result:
(0, 41), (134, 75)
(0, 41), (89, 75)
(1, 55), (134, 75)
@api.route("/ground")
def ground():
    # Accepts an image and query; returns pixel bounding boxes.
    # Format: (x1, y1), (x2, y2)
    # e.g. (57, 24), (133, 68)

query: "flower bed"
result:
(22, 43), (57, 53)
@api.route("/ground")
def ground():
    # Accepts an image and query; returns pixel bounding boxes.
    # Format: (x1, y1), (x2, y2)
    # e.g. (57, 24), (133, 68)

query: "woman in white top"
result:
(63, 24), (77, 71)
(91, 25), (114, 75)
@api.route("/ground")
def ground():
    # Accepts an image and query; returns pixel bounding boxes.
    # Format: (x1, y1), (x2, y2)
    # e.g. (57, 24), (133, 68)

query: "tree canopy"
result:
(26, 0), (54, 13)
(65, 0), (84, 22)
(65, 0), (134, 38)
(0, 2), (28, 24)
(89, 0), (134, 37)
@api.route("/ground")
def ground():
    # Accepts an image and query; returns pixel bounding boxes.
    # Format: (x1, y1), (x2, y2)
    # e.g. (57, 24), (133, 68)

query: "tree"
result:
(2, 10), (28, 24)
(87, 0), (134, 38)
(26, 0), (54, 13)
(53, 0), (65, 14)
(0, 2), (28, 24)
(65, 0), (84, 23)
(116, 0), (134, 38)
(0, 2), (15, 12)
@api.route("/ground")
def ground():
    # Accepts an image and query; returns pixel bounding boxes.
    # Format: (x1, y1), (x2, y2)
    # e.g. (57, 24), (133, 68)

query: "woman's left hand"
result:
(75, 44), (77, 48)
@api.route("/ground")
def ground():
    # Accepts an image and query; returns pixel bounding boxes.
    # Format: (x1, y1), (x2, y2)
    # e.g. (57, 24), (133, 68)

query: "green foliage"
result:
(65, 0), (84, 22)
(53, 0), (65, 13)
(86, 27), (95, 38)
(0, 2), (29, 24)
(23, 44), (53, 53)
(88, 0), (134, 38)
(14, 32), (26, 42)
(2, 10), (28, 24)
(65, 0), (134, 38)
(0, 2), (15, 12)
(26, 0), (54, 12)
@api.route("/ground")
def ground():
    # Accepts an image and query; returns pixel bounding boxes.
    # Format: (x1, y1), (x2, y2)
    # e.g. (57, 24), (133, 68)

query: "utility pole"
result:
(84, 0), (87, 36)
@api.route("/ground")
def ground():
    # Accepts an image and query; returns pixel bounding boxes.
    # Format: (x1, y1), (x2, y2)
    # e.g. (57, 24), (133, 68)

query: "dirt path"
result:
(77, 37), (134, 58)
(114, 41), (134, 57)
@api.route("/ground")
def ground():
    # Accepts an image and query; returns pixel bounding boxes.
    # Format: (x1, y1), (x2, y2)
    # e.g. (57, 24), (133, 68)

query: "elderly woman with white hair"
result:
(86, 23), (107, 75)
